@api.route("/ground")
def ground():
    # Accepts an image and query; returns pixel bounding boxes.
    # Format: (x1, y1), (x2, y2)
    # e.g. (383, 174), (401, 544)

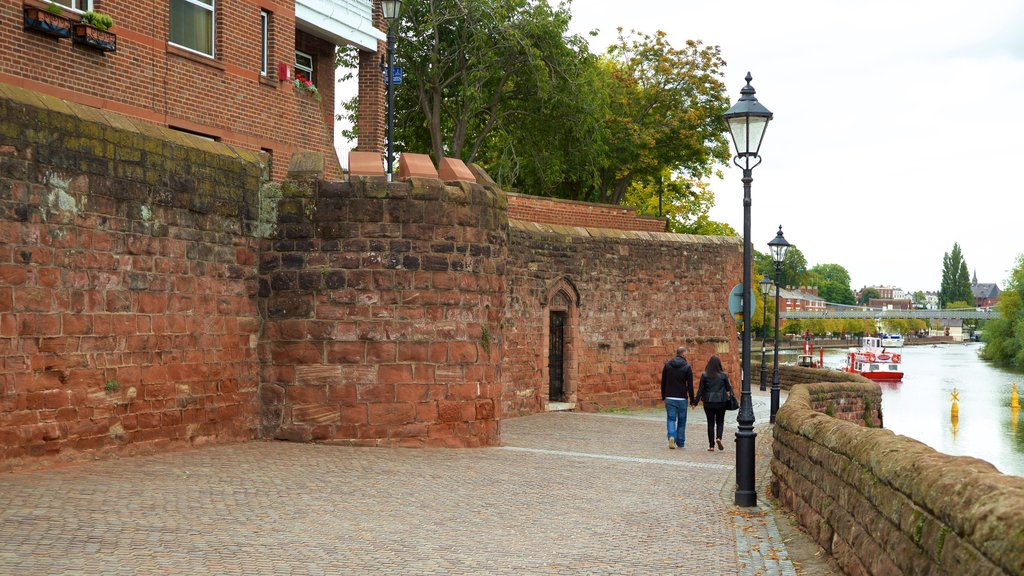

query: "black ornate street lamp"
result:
(382, 0), (402, 180)
(723, 72), (773, 507)
(768, 225), (792, 423)
(759, 276), (772, 392)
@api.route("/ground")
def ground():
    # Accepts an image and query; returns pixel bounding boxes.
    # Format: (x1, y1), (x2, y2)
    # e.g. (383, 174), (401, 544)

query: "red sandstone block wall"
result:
(258, 177), (507, 447)
(0, 90), (262, 469)
(502, 221), (741, 416)
(0, 0), (353, 180)
(507, 192), (667, 233)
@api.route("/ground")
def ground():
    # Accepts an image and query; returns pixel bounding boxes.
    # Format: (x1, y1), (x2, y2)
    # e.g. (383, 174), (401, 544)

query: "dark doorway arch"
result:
(544, 278), (579, 405)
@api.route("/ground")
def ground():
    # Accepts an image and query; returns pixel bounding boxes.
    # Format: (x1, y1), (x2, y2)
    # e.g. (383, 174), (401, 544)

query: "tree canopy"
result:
(858, 287), (880, 306)
(940, 243), (974, 308)
(981, 255), (1024, 371)
(340, 1), (735, 234)
(807, 263), (856, 305)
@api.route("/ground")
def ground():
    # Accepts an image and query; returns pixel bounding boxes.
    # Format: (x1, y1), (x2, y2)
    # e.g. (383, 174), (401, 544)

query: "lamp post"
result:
(759, 276), (772, 391)
(723, 72), (773, 508)
(381, 0), (402, 180)
(768, 225), (792, 423)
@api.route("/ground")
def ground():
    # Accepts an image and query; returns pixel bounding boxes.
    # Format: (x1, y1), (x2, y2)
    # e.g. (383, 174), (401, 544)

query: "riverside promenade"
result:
(0, 388), (825, 575)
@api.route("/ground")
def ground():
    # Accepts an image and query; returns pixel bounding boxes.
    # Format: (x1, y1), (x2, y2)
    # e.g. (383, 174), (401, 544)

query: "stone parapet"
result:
(0, 85), (263, 470)
(257, 175), (507, 447)
(773, 383), (1024, 576)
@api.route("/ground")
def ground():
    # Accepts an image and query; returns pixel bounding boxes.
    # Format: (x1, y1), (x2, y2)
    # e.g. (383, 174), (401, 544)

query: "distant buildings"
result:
(971, 271), (1000, 310)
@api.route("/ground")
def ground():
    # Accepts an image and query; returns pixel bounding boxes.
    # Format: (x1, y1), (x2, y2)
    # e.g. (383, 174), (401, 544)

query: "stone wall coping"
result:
(0, 82), (262, 167)
(509, 219), (742, 246)
(778, 383), (1024, 575)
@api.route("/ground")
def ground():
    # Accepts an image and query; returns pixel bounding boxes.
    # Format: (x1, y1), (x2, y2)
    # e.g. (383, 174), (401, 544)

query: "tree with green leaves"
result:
(912, 290), (927, 309)
(807, 263), (856, 305)
(940, 243), (974, 308)
(754, 246), (807, 289)
(981, 255), (1024, 371)
(858, 287), (880, 306)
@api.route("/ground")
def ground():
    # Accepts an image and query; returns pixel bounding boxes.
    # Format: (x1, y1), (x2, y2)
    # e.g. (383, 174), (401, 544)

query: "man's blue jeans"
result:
(665, 399), (688, 446)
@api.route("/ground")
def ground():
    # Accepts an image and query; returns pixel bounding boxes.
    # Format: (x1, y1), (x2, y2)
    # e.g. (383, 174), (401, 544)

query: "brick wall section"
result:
(507, 192), (668, 233)
(356, 6), (386, 153)
(258, 177), (507, 447)
(0, 86), (263, 470)
(773, 383), (1024, 576)
(502, 221), (741, 415)
(1, 0), (357, 181)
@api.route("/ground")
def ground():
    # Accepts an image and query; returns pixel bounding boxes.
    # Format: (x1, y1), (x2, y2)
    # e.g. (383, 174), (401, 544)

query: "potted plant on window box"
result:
(24, 2), (74, 39)
(72, 10), (116, 52)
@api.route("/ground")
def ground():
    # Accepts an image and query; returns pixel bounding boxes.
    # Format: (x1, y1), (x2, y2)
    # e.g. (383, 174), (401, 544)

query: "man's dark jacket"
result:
(661, 356), (694, 402)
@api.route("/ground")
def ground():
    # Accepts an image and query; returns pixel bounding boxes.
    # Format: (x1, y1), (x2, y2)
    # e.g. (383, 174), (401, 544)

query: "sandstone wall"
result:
(502, 223), (741, 415)
(0, 87), (263, 469)
(257, 176), (506, 447)
(773, 383), (1024, 576)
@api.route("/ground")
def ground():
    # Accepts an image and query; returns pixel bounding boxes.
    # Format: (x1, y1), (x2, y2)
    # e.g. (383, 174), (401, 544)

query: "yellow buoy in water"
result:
(950, 388), (959, 439)
(1012, 382), (1020, 409)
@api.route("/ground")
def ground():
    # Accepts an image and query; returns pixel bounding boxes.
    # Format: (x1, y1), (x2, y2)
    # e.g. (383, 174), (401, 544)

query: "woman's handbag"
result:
(725, 391), (739, 411)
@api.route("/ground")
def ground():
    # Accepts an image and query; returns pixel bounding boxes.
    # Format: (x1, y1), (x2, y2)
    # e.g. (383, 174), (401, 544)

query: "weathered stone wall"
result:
(0, 87), (263, 469)
(257, 176), (506, 447)
(502, 222), (741, 415)
(773, 383), (1024, 576)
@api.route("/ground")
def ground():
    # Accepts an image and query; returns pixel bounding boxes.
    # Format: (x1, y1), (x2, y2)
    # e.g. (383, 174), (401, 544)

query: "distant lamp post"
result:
(768, 225), (792, 423)
(759, 276), (772, 391)
(382, 0), (402, 180)
(723, 72), (773, 508)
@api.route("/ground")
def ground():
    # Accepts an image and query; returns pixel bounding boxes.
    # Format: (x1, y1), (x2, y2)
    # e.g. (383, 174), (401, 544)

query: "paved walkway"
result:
(0, 389), (801, 575)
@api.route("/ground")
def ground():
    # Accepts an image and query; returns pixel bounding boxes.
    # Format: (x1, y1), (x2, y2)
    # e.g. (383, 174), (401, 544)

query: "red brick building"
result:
(3, 0), (388, 180)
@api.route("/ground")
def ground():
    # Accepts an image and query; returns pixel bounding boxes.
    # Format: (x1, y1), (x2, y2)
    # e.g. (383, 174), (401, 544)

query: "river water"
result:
(778, 342), (1023, 477)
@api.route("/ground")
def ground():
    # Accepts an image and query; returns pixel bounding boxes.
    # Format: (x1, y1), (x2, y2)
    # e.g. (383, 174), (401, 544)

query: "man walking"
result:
(661, 346), (694, 449)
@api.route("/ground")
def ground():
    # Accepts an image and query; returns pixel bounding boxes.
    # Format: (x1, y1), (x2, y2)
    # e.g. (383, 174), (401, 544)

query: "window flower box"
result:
(72, 23), (116, 52)
(23, 6), (73, 39)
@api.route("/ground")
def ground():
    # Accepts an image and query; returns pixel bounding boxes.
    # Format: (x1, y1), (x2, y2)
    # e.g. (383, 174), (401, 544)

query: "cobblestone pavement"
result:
(0, 388), (797, 575)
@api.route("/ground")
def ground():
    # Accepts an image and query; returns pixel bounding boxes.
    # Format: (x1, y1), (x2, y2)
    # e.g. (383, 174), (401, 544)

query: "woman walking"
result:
(694, 355), (734, 452)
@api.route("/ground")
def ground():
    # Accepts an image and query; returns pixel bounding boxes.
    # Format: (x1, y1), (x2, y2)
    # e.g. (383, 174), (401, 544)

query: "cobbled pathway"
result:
(0, 389), (798, 575)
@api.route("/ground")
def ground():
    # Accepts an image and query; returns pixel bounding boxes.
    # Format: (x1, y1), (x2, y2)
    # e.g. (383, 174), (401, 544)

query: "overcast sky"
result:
(337, 1), (1023, 295)
(565, 0), (1024, 294)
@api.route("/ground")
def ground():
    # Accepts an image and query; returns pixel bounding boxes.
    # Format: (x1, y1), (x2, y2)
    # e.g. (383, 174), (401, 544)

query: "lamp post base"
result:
(734, 426), (757, 506)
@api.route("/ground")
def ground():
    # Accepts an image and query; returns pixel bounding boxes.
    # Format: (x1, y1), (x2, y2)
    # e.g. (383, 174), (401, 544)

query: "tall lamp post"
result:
(723, 72), (773, 507)
(768, 225), (792, 423)
(382, 0), (402, 180)
(759, 276), (772, 391)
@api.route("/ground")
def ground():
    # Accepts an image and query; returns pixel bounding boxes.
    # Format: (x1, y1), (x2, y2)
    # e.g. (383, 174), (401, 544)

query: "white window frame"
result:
(169, 0), (216, 58)
(295, 50), (314, 82)
(260, 11), (269, 76)
(52, 0), (91, 13)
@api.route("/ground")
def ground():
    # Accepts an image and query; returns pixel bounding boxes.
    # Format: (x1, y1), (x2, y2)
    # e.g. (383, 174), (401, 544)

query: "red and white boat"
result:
(845, 336), (903, 381)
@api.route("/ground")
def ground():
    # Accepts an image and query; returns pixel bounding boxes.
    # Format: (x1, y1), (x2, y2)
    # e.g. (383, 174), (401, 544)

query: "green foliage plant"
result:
(104, 379), (119, 393)
(980, 254), (1024, 371)
(82, 10), (114, 31)
(45, 2), (64, 15)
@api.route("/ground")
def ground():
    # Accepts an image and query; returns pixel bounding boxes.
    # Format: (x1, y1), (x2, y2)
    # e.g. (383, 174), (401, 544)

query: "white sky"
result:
(337, 0), (1024, 295)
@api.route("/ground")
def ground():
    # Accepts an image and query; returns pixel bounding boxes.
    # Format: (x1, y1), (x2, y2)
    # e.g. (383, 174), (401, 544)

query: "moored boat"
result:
(845, 336), (903, 380)
(880, 332), (904, 348)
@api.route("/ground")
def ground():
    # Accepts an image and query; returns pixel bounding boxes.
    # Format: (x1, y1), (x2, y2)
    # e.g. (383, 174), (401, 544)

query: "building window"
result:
(51, 0), (90, 11)
(260, 11), (269, 76)
(294, 51), (313, 82)
(170, 0), (215, 57)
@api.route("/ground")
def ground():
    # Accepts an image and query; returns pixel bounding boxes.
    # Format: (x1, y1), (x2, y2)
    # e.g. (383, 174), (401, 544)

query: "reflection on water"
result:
(791, 343), (1024, 477)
